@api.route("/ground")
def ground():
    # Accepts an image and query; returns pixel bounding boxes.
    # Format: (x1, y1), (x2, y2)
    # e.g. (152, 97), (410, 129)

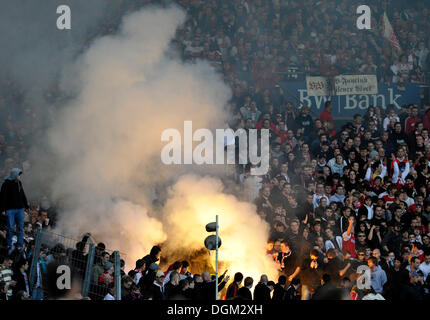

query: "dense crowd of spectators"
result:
(172, 0), (430, 88)
(1, 0), (430, 301)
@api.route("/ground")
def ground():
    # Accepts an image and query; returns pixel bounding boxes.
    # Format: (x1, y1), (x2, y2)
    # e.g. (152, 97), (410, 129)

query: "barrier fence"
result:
(28, 228), (124, 300)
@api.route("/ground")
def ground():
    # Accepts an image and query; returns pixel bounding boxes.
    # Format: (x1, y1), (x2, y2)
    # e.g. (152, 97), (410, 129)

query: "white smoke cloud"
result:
(45, 5), (230, 263)
(39, 4), (277, 281)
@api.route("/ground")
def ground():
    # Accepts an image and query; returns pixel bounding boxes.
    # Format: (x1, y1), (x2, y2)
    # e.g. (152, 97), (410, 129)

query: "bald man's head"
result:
(260, 274), (268, 284)
(202, 271), (211, 282)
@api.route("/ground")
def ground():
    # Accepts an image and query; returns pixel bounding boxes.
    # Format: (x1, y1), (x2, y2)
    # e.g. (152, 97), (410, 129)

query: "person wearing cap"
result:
(0, 168), (29, 255)
(138, 262), (160, 297)
(95, 242), (106, 254)
(150, 270), (166, 300)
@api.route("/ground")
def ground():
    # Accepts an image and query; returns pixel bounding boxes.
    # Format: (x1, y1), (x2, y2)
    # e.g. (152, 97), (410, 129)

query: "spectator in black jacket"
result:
(236, 277), (253, 300)
(71, 233), (90, 277)
(312, 274), (336, 300)
(150, 270), (166, 300)
(0, 168), (29, 255)
(285, 278), (301, 300)
(225, 272), (243, 299)
(198, 270), (229, 300)
(12, 258), (30, 299)
(296, 106), (314, 143)
(272, 275), (287, 301)
(0, 281), (8, 300)
(382, 223), (403, 257)
(182, 277), (196, 300)
(253, 274), (272, 301)
(401, 271), (425, 300)
(164, 271), (180, 299)
(140, 262), (159, 298)
(384, 256), (409, 300)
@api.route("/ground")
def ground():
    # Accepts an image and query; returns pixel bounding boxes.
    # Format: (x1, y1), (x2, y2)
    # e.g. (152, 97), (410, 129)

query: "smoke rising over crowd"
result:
(12, 4), (277, 277)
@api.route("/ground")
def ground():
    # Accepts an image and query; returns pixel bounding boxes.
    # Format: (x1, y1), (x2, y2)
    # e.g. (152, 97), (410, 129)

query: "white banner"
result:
(305, 76), (329, 97)
(306, 74), (378, 96)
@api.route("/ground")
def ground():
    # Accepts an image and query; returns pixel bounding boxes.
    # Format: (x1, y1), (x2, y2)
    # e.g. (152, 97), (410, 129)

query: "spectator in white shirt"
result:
(104, 283), (116, 300)
(418, 253), (430, 280)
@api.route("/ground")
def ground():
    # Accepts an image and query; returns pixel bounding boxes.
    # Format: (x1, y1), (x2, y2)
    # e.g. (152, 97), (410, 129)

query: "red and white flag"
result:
(383, 12), (401, 53)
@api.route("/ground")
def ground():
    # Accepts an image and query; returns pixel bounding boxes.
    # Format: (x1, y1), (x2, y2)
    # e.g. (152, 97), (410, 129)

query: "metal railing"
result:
(28, 229), (123, 300)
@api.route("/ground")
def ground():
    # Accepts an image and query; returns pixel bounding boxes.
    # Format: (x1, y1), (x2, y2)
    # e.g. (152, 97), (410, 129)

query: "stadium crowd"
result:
(1, 0), (430, 301)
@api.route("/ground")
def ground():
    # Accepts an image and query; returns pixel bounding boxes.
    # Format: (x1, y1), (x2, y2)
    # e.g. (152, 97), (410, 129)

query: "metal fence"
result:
(28, 229), (123, 300)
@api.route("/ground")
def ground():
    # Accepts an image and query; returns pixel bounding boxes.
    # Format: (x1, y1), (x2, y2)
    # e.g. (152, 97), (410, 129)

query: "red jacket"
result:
(256, 121), (276, 130)
(405, 116), (420, 135)
(350, 291), (359, 300)
(273, 128), (287, 144)
(320, 108), (336, 136)
(99, 272), (114, 285)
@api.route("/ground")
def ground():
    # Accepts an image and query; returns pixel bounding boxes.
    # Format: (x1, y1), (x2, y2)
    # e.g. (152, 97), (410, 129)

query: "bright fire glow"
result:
(162, 175), (279, 285)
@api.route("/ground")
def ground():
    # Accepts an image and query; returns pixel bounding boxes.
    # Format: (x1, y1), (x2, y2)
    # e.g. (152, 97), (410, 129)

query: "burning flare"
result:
(162, 175), (278, 283)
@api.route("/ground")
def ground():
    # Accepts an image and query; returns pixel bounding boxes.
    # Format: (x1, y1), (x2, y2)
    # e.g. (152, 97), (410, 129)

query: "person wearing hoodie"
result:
(0, 168), (29, 255)
(142, 245), (161, 267)
(367, 256), (387, 294)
